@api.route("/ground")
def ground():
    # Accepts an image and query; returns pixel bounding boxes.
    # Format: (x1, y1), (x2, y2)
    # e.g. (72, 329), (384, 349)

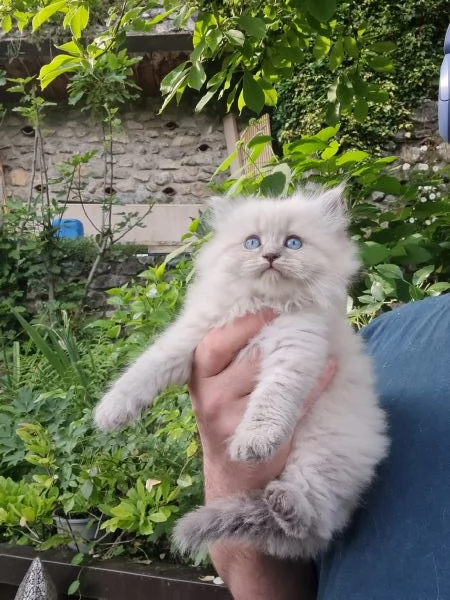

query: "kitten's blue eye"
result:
(285, 236), (303, 250)
(244, 235), (261, 250)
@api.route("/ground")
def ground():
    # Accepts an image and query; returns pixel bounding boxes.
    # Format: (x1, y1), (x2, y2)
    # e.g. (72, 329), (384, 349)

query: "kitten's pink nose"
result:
(263, 253), (280, 264)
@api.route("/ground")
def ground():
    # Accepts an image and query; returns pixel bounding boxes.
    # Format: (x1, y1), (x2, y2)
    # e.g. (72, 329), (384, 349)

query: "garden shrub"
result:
(272, 0), (448, 151)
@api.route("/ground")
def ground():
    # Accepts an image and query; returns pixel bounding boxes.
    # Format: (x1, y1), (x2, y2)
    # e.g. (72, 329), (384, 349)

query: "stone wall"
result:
(396, 100), (450, 176)
(1, 98), (228, 205)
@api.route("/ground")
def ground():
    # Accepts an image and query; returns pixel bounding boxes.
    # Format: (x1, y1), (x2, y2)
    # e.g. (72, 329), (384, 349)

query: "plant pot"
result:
(54, 515), (99, 554)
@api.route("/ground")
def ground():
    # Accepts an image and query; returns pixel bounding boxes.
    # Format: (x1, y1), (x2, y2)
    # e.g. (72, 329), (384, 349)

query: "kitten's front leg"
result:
(228, 313), (329, 463)
(94, 313), (205, 431)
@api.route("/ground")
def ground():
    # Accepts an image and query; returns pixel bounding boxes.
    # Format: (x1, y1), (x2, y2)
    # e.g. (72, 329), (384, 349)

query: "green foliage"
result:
(91, 259), (190, 344)
(273, 0), (448, 150)
(159, 1), (395, 120)
(0, 262), (203, 560)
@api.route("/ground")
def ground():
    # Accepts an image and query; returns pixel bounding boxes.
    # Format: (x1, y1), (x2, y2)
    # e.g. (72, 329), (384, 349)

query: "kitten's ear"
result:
(311, 183), (349, 230)
(205, 196), (236, 229)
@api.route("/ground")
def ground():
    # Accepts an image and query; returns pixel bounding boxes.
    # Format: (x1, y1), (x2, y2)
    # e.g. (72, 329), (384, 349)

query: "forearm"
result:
(209, 542), (317, 600)
(204, 462), (317, 600)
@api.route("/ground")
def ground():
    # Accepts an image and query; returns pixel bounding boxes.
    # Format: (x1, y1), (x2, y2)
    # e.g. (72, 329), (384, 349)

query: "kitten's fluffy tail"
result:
(172, 491), (302, 560)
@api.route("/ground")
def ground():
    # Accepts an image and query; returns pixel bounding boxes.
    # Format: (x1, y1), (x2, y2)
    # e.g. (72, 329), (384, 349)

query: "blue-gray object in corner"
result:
(439, 24), (450, 141)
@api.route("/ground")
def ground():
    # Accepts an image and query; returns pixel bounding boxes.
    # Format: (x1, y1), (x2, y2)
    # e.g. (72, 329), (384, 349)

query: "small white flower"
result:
(402, 162), (411, 170)
(436, 192), (441, 198)
(409, 217), (416, 223)
(425, 219), (431, 226)
(420, 145), (428, 152)
(429, 193), (436, 200)
(420, 197), (427, 203)
(417, 163), (429, 171)
(405, 132), (412, 138)
(432, 165), (440, 172)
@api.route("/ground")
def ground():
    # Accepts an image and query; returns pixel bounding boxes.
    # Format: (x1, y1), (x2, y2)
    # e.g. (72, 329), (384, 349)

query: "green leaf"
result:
(205, 28), (223, 52)
(160, 62), (189, 96)
(32, 0), (67, 31)
(225, 29), (245, 46)
(369, 42), (396, 54)
(329, 39), (344, 71)
(242, 72), (265, 114)
(260, 172), (287, 197)
(80, 480), (93, 500)
(427, 282), (450, 295)
(247, 134), (272, 149)
(344, 36), (358, 58)
(353, 97), (368, 122)
(188, 62), (206, 91)
(368, 55), (395, 73)
(306, 0), (337, 22)
(149, 511), (169, 523)
(336, 79), (353, 109)
(2, 14), (12, 33)
(361, 241), (390, 266)
(370, 281), (385, 302)
(177, 474), (193, 488)
(214, 150), (238, 175)
(237, 15), (267, 40)
(412, 265), (434, 287)
(374, 175), (402, 195)
(314, 36), (332, 58)
(71, 552), (85, 566)
(68, 579), (80, 595)
(321, 140), (339, 159)
(336, 150), (369, 165)
(259, 79), (278, 106)
(57, 41), (82, 56)
(375, 264), (404, 280)
(195, 90), (216, 112)
(315, 125), (340, 141)
(39, 54), (83, 89)
(69, 5), (89, 39)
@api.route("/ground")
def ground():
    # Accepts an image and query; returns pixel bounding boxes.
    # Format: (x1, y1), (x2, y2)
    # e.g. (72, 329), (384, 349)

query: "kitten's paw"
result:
(264, 481), (312, 539)
(94, 389), (136, 431)
(228, 425), (284, 463)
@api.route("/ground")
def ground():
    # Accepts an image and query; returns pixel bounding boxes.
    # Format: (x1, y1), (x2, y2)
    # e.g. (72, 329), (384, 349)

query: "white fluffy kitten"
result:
(94, 185), (388, 559)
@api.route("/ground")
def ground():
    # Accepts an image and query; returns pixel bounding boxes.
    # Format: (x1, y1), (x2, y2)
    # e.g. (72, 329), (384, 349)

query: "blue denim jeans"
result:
(318, 295), (450, 600)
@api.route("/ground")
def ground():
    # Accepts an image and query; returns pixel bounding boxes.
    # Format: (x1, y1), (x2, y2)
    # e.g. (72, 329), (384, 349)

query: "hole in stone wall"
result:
(21, 125), (35, 137)
(197, 143), (210, 152)
(163, 186), (176, 196)
(34, 184), (47, 193)
(165, 121), (179, 130)
(104, 186), (117, 195)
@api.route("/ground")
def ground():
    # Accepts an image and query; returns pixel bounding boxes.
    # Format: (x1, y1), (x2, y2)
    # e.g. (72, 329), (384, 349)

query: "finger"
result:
(213, 349), (261, 400)
(189, 349), (260, 417)
(194, 309), (277, 377)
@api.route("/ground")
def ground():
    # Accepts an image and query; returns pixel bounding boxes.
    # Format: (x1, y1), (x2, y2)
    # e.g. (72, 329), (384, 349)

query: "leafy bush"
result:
(273, 0), (448, 151)
(0, 262), (203, 561)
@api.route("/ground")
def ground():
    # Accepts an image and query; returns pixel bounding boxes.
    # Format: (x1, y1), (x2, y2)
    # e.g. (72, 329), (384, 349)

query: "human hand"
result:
(189, 310), (337, 501)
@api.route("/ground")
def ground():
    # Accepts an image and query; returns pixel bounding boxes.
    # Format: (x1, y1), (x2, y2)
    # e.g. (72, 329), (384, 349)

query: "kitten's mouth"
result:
(263, 265), (283, 276)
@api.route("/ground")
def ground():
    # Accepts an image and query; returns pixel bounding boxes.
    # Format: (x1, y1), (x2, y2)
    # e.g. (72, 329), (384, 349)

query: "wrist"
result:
(209, 542), (316, 600)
